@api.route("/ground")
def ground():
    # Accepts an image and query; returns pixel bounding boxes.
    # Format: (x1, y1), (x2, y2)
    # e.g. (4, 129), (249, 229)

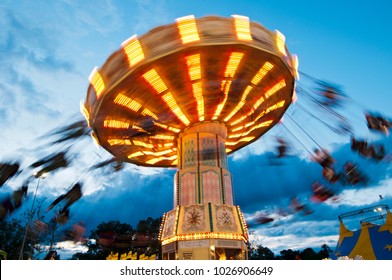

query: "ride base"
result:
(159, 123), (248, 260)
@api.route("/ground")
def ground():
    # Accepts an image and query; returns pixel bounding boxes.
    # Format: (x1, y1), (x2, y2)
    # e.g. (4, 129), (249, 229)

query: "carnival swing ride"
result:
(1, 15), (391, 260)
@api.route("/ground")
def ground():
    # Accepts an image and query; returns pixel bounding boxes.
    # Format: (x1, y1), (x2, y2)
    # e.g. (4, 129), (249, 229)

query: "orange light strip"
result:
(142, 69), (168, 94)
(142, 69), (190, 126)
(153, 121), (181, 133)
(246, 120), (273, 134)
(80, 101), (90, 127)
(121, 35), (145, 67)
(141, 108), (158, 120)
(254, 100), (286, 121)
(253, 96), (265, 111)
(107, 138), (132, 146)
(146, 155), (177, 165)
(237, 206), (249, 236)
(224, 52), (244, 77)
(89, 67), (105, 99)
(127, 151), (144, 159)
(161, 232), (247, 245)
(149, 134), (175, 140)
(265, 79), (286, 98)
(186, 54), (201, 80)
(230, 115), (247, 126)
(252, 79), (286, 112)
(212, 80), (231, 120)
(186, 54), (204, 121)
(228, 133), (243, 139)
(213, 52), (243, 120)
(131, 125), (147, 133)
(192, 82), (204, 121)
(103, 119), (130, 129)
(224, 85), (253, 122)
(251, 62), (274, 85)
(226, 136), (255, 146)
(176, 15), (200, 44)
(244, 121), (255, 128)
(164, 143), (174, 147)
(132, 140), (154, 149)
(231, 125), (245, 132)
(226, 62), (275, 124)
(265, 100), (286, 115)
(158, 212), (167, 240)
(276, 30), (287, 56)
(230, 120), (257, 133)
(232, 15), (252, 41)
(114, 93), (142, 112)
(143, 149), (173, 156)
(162, 92), (190, 125)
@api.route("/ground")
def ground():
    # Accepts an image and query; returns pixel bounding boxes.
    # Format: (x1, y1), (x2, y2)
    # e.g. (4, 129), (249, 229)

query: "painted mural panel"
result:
(202, 170), (221, 204)
(180, 172), (196, 205)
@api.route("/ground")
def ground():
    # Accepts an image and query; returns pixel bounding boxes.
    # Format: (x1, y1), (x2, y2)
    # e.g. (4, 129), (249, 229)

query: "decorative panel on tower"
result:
(223, 173), (233, 205)
(219, 142), (228, 168)
(214, 205), (238, 232)
(183, 139), (196, 168)
(162, 208), (178, 240)
(179, 172), (197, 205)
(201, 170), (221, 204)
(181, 205), (208, 233)
(200, 137), (217, 166)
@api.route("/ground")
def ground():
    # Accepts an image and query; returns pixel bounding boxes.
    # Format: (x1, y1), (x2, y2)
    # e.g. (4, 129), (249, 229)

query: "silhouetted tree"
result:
(249, 245), (275, 260)
(317, 244), (332, 259)
(0, 218), (26, 259)
(299, 248), (319, 260)
(71, 217), (162, 260)
(71, 220), (134, 260)
(277, 249), (301, 260)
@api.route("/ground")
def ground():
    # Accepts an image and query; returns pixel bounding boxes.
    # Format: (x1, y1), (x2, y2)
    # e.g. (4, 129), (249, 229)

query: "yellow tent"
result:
(333, 205), (392, 260)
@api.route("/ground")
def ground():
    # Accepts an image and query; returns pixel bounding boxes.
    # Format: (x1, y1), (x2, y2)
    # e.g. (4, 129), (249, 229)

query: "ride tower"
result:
(83, 15), (298, 260)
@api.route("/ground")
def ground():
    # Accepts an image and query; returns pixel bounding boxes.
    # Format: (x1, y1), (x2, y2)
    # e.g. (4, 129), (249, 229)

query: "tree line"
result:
(1, 213), (332, 260)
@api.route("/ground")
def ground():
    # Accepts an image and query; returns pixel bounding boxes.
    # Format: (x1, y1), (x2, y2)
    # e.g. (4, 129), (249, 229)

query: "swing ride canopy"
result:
(83, 15), (298, 167)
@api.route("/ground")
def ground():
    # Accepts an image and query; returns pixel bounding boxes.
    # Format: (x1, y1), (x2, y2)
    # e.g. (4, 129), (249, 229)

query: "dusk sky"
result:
(1, 0), (391, 258)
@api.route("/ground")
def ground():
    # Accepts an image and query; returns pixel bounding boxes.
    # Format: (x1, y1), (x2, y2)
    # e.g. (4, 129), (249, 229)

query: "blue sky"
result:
(1, 0), (392, 258)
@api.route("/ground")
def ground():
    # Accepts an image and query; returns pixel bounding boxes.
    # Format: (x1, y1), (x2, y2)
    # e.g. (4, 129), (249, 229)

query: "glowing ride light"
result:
(142, 69), (190, 126)
(275, 30), (287, 56)
(161, 232), (247, 245)
(176, 15), (200, 44)
(142, 69), (168, 94)
(80, 101), (90, 127)
(232, 15), (252, 41)
(224, 61), (275, 123)
(103, 119), (130, 129)
(89, 67), (105, 99)
(114, 93), (142, 112)
(186, 54), (204, 121)
(121, 35), (145, 67)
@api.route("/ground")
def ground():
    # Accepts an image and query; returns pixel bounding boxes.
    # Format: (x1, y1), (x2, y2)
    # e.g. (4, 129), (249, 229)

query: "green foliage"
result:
(71, 217), (162, 260)
(1, 213), (332, 260)
(318, 243), (333, 259)
(89, 220), (134, 239)
(0, 218), (26, 260)
(249, 245), (275, 260)
(249, 244), (332, 260)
